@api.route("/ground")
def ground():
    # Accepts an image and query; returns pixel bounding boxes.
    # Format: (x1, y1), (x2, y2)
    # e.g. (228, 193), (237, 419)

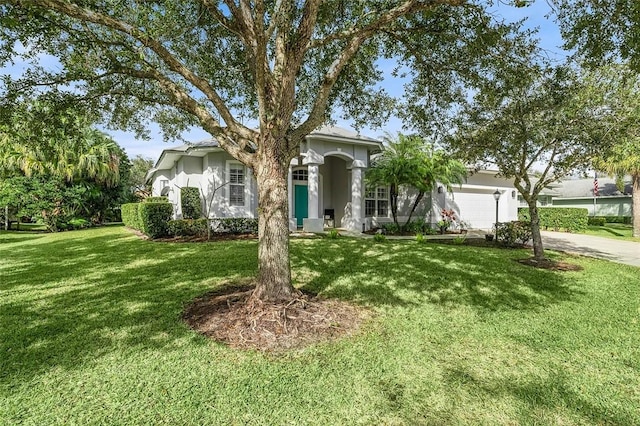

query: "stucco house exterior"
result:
(548, 177), (633, 217)
(146, 126), (519, 232)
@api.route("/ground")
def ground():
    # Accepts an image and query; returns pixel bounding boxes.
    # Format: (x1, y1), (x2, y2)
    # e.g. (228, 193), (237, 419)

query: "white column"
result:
(351, 166), (363, 222)
(307, 163), (319, 219)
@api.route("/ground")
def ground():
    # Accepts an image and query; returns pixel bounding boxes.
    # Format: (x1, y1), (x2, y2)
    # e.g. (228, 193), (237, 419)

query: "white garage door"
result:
(450, 191), (496, 230)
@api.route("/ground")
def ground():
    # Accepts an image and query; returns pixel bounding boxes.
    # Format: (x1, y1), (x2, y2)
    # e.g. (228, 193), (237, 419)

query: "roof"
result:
(309, 125), (382, 146)
(162, 138), (219, 153)
(554, 177), (632, 199)
(145, 138), (221, 182)
(145, 126), (383, 182)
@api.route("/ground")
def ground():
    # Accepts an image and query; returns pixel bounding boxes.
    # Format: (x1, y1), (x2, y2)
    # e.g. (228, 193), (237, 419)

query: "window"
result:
(365, 186), (389, 217)
(160, 179), (169, 188)
(292, 169), (308, 181)
(229, 164), (245, 206)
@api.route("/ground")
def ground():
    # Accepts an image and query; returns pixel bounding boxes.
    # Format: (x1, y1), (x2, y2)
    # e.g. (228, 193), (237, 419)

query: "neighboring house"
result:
(517, 180), (562, 208)
(550, 177), (633, 217)
(146, 126), (519, 232)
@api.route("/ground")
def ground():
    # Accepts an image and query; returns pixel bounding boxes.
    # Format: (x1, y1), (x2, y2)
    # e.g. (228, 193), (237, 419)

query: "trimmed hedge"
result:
(145, 196), (168, 203)
(121, 203), (142, 230)
(168, 218), (208, 237)
(180, 187), (202, 219)
(122, 199), (172, 238)
(211, 218), (258, 234)
(587, 216), (606, 226)
(599, 215), (632, 225)
(495, 221), (532, 247)
(139, 202), (173, 238)
(519, 207), (588, 232)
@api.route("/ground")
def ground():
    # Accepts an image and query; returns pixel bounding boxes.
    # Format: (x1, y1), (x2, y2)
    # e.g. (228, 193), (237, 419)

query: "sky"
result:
(2, 1), (568, 162)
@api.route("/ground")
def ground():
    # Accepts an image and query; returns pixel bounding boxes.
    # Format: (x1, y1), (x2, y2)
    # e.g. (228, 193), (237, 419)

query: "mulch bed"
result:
(183, 284), (371, 352)
(516, 258), (584, 271)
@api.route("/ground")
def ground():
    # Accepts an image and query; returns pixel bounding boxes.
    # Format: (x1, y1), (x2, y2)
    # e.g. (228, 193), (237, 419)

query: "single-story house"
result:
(548, 177), (633, 217)
(146, 126), (519, 232)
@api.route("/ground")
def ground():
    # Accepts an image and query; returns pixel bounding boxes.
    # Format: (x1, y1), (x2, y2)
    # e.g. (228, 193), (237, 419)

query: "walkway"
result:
(541, 231), (640, 267)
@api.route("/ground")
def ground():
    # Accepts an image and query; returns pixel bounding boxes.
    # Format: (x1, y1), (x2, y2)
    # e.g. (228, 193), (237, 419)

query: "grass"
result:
(5, 222), (48, 232)
(583, 223), (639, 241)
(1, 226), (639, 425)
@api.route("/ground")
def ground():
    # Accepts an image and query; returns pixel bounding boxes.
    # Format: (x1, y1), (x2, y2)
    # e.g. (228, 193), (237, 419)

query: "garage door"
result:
(450, 191), (496, 230)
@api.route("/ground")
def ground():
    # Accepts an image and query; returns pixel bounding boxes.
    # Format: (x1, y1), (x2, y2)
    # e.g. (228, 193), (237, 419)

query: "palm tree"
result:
(0, 100), (122, 187)
(367, 133), (467, 228)
(596, 139), (640, 237)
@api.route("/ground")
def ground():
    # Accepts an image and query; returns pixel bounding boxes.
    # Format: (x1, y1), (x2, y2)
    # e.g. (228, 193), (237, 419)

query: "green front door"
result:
(294, 185), (308, 227)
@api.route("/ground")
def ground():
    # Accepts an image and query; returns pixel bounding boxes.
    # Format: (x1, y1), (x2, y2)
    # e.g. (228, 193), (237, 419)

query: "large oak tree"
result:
(554, 0), (640, 70)
(1, 1), (525, 302)
(448, 64), (607, 261)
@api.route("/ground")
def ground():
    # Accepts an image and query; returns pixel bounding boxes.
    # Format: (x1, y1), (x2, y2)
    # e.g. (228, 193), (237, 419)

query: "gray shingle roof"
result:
(167, 138), (219, 152)
(555, 177), (632, 198)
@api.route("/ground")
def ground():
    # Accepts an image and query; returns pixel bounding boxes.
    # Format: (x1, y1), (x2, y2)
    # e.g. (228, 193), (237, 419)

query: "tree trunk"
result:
(528, 200), (546, 261)
(633, 173), (640, 238)
(390, 184), (399, 226)
(404, 191), (424, 227)
(251, 152), (296, 303)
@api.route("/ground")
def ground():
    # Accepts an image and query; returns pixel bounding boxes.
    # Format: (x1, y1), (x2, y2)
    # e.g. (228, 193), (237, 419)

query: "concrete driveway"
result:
(540, 231), (640, 267)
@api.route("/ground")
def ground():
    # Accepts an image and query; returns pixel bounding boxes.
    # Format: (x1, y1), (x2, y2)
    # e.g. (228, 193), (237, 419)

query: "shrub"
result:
(453, 235), (467, 245)
(210, 218), (258, 234)
(180, 187), (202, 219)
(167, 218), (208, 237)
(588, 216), (606, 226)
(67, 218), (91, 230)
(121, 203), (142, 230)
(381, 222), (400, 235)
(373, 233), (387, 243)
(599, 216), (632, 224)
(423, 226), (438, 235)
(139, 202), (173, 238)
(518, 207), (588, 232)
(415, 232), (424, 243)
(145, 196), (168, 203)
(495, 221), (532, 247)
(326, 229), (340, 239)
(403, 218), (428, 234)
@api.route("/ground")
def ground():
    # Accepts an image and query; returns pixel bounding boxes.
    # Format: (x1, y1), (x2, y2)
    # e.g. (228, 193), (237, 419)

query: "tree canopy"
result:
(0, 96), (131, 229)
(0, 95), (122, 186)
(449, 63), (607, 260)
(554, 0), (640, 70)
(128, 155), (155, 200)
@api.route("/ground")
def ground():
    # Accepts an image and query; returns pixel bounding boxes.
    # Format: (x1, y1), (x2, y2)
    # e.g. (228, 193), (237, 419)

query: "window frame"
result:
(226, 161), (248, 208)
(365, 186), (389, 217)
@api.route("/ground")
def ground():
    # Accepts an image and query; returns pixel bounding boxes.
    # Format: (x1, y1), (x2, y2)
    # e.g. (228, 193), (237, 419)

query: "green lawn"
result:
(583, 223), (639, 241)
(1, 226), (639, 425)
(4, 222), (48, 232)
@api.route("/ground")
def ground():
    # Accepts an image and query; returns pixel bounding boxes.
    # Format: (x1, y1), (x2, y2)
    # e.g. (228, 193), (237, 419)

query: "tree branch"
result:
(198, 0), (246, 42)
(118, 66), (255, 165)
(14, 0), (253, 141)
(309, 0), (467, 48)
(293, 0), (466, 141)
